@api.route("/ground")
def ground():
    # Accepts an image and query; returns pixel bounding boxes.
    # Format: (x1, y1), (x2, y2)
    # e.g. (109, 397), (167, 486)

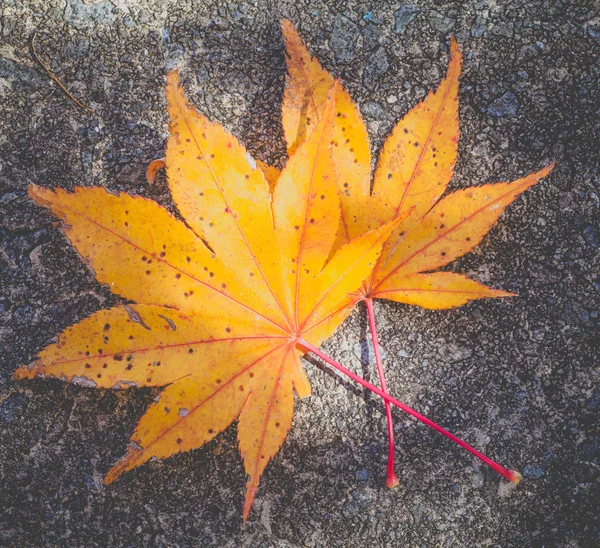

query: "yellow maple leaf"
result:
(281, 20), (554, 310)
(14, 74), (401, 520)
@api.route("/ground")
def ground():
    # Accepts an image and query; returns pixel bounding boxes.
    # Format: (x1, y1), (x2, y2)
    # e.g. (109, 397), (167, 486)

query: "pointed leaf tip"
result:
(103, 470), (117, 486)
(12, 365), (30, 381)
(281, 19), (294, 33)
(542, 160), (556, 177)
(27, 183), (47, 201)
(166, 68), (180, 87)
(448, 35), (462, 77)
(449, 36), (460, 56)
(243, 478), (258, 523)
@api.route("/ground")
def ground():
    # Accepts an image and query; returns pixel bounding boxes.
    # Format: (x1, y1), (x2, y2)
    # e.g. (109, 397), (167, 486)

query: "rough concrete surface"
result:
(1, 0), (599, 546)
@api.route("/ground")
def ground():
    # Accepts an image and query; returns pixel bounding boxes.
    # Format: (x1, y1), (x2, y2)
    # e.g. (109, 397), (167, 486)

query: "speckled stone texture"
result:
(1, 1), (599, 546)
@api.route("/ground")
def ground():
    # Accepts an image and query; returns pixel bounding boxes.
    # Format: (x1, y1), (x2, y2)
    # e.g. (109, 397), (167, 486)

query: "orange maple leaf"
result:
(281, 20), (554, 309)
(280, 20), (554, 486)
(14, 74), (400, 520)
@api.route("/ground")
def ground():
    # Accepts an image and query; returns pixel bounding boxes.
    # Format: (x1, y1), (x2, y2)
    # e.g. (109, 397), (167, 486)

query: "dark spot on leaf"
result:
(85, 363), (91, 369)
(177, 438), (182, 444)
(104, 324), (110, 331)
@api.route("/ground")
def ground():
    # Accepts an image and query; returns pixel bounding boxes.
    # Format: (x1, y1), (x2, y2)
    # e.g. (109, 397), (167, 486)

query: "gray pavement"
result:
(1, 1), (599, 546)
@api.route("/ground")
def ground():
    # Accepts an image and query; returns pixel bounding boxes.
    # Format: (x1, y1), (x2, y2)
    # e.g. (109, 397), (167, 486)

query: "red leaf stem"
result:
(301, 339), (522, 485)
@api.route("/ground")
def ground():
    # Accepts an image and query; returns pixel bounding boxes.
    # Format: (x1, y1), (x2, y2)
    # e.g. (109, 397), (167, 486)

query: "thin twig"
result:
(31, 30), (94, 113)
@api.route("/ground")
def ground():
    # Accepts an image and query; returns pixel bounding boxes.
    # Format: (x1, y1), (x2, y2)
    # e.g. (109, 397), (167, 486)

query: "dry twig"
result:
(31, 30), (94, 113)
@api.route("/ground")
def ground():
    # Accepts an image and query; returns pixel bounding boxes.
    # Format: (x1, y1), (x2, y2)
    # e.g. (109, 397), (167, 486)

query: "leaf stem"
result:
(300, 339), (522, 485)
(365, 298), (398, 488)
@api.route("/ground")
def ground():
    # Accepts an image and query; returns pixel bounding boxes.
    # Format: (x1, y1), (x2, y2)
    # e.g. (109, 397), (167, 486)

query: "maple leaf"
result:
(280, 21), (553, 486)
(281, 21), (554, 308)
(14, 73), (401, 520)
